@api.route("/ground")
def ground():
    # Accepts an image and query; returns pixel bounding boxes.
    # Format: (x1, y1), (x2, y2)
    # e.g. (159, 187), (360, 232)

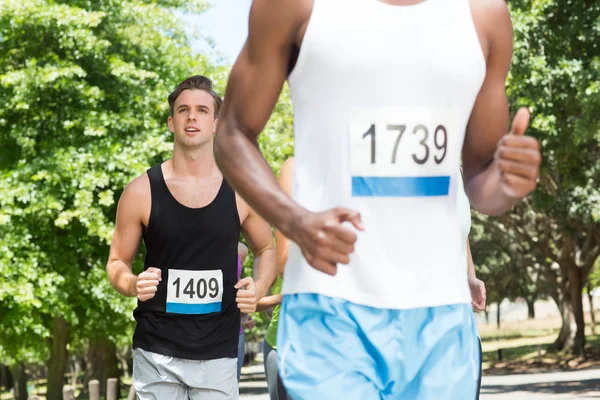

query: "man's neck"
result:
(171, 143), (218, 179)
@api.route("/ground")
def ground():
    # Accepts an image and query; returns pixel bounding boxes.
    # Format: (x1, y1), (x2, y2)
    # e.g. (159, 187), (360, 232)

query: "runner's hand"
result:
(495, 108), (541, 199)
(136, 267), (161, 302)
(288, 208), (364, 276)
(468, 276), (486, 313)
(236, 277), (258, 313)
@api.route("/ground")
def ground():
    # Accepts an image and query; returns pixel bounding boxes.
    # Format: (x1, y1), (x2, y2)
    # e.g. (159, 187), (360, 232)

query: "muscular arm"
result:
(106, 176), (149, 297)
(215, 0), (309, 237)
(462, 1), (520, 215)
(240, 206), (277, 299)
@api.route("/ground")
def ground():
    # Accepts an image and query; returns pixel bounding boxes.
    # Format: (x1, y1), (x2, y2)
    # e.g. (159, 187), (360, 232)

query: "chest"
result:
(166, 177), (223, 209)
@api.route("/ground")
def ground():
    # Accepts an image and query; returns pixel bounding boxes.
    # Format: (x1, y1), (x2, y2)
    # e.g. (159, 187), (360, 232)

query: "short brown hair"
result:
(168, 75), (222, 118)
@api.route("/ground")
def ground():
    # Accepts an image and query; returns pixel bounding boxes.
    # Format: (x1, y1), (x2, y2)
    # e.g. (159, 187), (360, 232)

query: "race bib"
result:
(166, 269), (223, 315)
(350, 108), (460, 197)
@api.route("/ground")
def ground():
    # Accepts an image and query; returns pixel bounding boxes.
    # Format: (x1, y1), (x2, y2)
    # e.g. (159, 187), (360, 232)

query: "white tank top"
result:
(282, 0), (484, 309)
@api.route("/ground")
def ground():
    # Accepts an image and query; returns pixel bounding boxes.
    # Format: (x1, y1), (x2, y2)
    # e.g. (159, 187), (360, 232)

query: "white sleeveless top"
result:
(282, 0), (484, 309)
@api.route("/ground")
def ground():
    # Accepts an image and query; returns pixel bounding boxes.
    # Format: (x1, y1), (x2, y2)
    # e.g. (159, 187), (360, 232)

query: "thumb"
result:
(147, 267), (162, 281)
(509, 107), (530, 136)
(235, 276), (253, 289)
(337, 208), (365, 231)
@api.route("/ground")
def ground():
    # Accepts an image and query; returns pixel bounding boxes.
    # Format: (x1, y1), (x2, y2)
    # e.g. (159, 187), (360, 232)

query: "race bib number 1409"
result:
(166, 269), (223, 315)
(350, 108), (460, 197)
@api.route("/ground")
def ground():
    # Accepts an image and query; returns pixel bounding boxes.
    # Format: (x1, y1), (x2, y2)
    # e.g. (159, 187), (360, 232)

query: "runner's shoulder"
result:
(469, 0), (512, 58)
(250, 0), (312, 35)
(469, 0), (511, 34)
(121, 172), (151, 205)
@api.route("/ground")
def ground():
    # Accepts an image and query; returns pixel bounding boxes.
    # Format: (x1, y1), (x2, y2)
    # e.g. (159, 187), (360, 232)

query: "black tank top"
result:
(132, 164), (241, 360)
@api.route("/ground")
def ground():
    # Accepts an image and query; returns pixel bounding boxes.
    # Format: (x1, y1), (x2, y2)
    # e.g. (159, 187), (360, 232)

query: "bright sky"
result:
(183, 0), (253, 65)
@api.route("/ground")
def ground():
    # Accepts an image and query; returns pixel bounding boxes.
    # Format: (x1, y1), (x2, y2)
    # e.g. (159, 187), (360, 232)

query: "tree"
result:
(0, 0), (224, 398)
(473, 0), (600, 354)
(470, 214), (537, 328)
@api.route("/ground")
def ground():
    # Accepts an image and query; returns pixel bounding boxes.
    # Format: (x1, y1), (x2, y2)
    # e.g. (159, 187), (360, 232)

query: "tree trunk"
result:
(11, 363), (27, 400)
(549, 285), (578, 352)
(85, 339), (105, 396)
(0, 364), (14, 392)
(569, 265), (586, 355)
(46, 317), (69, 400)
(496, 301), (501, 329)
(104, 339), (120, 396)
(526, 297), (536, 319)
(587, 283), (596, 335)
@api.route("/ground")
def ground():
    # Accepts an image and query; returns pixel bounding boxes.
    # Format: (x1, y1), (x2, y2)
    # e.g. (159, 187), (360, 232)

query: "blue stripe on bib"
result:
(351, 176), (450, 197)
(166, 302), (222, 315)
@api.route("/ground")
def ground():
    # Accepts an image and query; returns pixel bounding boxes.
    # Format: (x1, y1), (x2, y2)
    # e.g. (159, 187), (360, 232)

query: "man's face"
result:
(168, 89), (217, 149)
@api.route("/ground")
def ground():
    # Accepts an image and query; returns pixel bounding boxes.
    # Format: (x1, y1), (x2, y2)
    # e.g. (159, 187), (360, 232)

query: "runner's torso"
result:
(282, 0), (485, 309)
(133, 163), (241, 360)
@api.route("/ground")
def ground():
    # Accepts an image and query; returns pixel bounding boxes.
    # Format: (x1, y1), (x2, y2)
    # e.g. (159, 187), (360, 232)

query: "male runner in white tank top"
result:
(215, 1), (541, 398)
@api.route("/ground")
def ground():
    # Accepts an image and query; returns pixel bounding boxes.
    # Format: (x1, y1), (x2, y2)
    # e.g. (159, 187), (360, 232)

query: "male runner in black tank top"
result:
(106, 76), (276, 400)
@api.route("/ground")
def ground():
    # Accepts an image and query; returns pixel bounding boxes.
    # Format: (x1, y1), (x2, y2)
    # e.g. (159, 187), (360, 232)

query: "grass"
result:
(478, 315), (600, 374)
(482, 334), (600, 375)
(478, 315), (562, 342)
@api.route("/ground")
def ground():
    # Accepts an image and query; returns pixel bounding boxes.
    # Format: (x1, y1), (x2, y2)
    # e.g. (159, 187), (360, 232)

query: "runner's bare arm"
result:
(255, 158), (295, 312)
(241, 206), (277, 299)
(238, 242), (249, 264)
(256, 294), (284, 312)
(275, 158), (295, 277)
(467, 239), (476, 278)
(463, 0), (540, 215)
(106, 176), (149, 297)
(215, 0), (310, 238)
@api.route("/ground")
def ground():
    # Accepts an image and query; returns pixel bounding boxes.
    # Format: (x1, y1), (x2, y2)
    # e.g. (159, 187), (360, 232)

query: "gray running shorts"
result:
(133, 348), (238, 400)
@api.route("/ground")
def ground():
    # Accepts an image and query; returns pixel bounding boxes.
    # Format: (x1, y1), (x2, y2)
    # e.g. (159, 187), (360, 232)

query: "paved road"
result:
(239, 363), (269, 400)
(480, 368), (600, 399)
(240, 362), (600, 399)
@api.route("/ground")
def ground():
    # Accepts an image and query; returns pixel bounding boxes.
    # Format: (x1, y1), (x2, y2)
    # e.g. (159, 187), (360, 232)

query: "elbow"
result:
(465, 180), (514, 217)
(468, 193), (515, 216)
(106, 261), (117, 289)
(470, 202), (507, 217)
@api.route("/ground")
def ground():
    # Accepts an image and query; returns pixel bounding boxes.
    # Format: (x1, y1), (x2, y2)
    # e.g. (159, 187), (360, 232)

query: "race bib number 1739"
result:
(350, 108), (460, 197)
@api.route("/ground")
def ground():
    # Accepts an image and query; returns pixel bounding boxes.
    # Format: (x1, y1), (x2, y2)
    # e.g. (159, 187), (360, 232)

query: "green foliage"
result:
(589, 258), (600, 292)
(259, 85), (295, 174)
(472, 0), (600, 321)
(0, 0), (295, 365)
(0, 0), (223, 364)
(507, 0), (600, 220)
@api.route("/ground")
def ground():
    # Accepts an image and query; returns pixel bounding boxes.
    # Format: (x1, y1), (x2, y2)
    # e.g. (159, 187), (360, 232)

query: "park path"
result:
(239, 359), (600, 399)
